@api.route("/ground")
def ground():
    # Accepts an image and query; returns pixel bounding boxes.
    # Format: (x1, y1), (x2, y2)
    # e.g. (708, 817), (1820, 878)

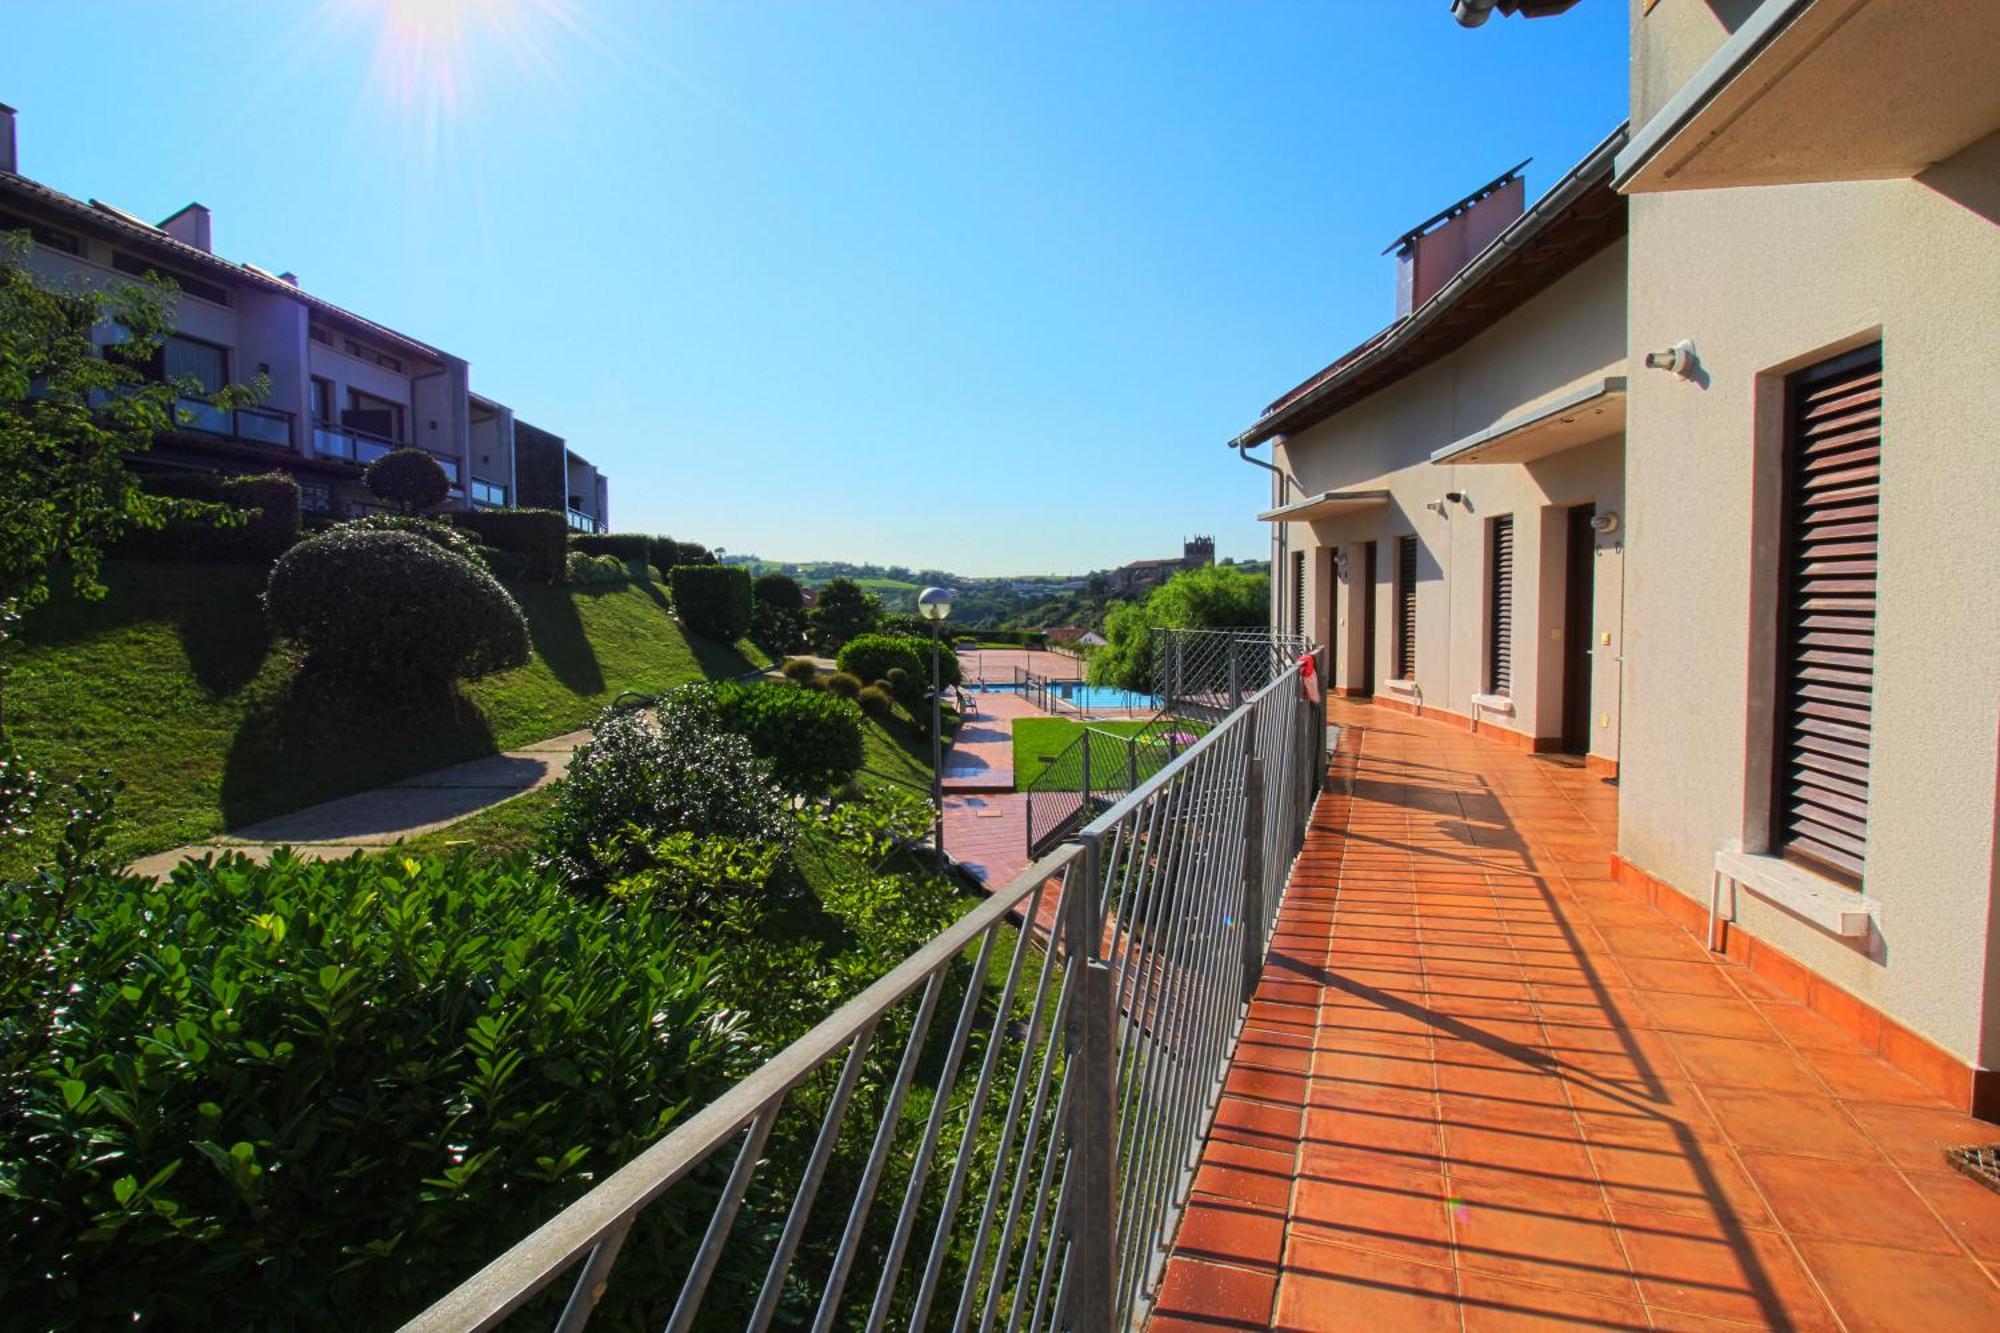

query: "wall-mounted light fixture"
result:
(1590, 512), (1621, 535)
(1643, 339), (1698, 379)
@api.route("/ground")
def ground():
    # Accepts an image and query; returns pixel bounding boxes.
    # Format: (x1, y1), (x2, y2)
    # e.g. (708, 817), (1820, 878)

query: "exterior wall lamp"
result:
(1644, 339), (1699, 379)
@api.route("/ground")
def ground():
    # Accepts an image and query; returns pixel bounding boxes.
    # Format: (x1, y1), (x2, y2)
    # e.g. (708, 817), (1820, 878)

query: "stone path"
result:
(942, 690), (1040, 792)
(127, 730), (589, 878)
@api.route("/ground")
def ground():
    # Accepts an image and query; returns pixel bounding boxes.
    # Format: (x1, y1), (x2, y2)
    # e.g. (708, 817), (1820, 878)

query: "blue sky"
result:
(4, 1), (1626, 576)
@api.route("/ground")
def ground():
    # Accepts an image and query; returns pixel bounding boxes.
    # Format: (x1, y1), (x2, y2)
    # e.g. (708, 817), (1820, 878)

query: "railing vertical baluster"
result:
(664, 1103), (782, 1333)
(1062, 833), (1116, 1332)
(1239, 754), (1267, 1002)
(1080, 728), (1092, 817)
(552, 1215), (632, 1333)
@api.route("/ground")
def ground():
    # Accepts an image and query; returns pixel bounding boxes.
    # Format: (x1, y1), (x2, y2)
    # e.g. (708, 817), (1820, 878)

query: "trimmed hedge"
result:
(568, 532), (652, 564)
(118, 470), (301, 563)
(337, 514), (488, 569)
(563, 550), (632, 585)
(668, 564), (752, 643)
(450, 508), (567, 583)
(712, 679), (865, 795)
(265, 529), (530, 686)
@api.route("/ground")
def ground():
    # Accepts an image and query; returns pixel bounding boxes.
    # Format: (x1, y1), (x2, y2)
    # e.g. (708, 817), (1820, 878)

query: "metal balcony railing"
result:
(1153, 627), (1314, 719)
(173, 398), (296, 448)
(567, 507), (600, 533)
(401, 659), (1326, 1333)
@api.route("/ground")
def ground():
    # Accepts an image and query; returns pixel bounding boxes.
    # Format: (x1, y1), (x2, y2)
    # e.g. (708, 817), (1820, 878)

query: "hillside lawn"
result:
(1011, 716), (1210, 793)
(2, 560), (763, 865)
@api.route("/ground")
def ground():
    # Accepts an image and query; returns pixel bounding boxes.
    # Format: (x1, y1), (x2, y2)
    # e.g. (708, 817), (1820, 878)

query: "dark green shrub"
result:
(338, 513), (488, 568)
(450, 508), (567, 583)
(362, 447), (451, 513)
(837, 633), (924, 686)
(117, 470), (299, 563)
(674, 541), (713, 566)
(825, 671), (862, 700)
(781, 656), (819, 684)
(647, 536), (679, 573)
(0, 843), (741, 1329)
(799, 675), (828, 692)
(809, 577), (879, 650)
(712, 680), (864, 795)
(265, 530), (529, 686)
(540, 692), (793, 891)
(857, 684), (892, 719)
(668, 564), (752, 643)
(885, 666), (913, 702)
(563, 550), (631, 585)
(481, 545), (529, 581)
(568, 531), (651, 564)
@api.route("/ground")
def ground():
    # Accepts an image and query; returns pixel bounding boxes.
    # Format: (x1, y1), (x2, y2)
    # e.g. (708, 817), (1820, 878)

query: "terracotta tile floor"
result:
(1152, 700), (2000, 1332)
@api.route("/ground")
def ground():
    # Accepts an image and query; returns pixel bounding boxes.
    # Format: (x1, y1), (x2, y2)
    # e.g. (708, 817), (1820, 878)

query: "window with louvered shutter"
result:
(1773, 345), (1881, 886)
(1292, 551), (1306, 638)
(1395, 535), (1418, 681)
(1489, 516), (1514, 696)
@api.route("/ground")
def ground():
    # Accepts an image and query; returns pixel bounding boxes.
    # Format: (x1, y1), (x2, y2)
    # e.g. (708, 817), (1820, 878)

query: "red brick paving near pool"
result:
(1150, 699), (2000, 1332)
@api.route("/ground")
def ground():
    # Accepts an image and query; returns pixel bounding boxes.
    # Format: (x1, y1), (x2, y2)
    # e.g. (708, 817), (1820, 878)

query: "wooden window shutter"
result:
(1774, 345), (1882, 885)
(1489, 516), (1514, 696)
(1395, 535), (1418, 681)
(1292, 550), (1306, 638)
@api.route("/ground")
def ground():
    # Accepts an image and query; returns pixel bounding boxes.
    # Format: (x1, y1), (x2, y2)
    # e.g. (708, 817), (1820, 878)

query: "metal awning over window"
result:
(1429, 377), (1626, 466)
(1257, 489), (1391, 523)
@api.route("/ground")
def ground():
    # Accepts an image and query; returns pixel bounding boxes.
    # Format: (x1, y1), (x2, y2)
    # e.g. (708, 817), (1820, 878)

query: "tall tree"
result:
(1089, 565), (1269, 692)
(0, 234), (256, 729)
(750, 572), (809, 655)
(808, 577), (880, 652)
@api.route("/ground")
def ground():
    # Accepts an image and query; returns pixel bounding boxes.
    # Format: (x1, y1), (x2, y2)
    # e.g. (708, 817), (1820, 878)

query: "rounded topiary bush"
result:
(884, 665), (913, 702)
(839, 633), (961, 689)
(781, 657), (818, 684)
(362, 447), (452, 513)
(265, 529), (529, 686)
(857, 684), (892, 719)
(712, 680), (865, 794)
(338, 513), (489, 568)
(825, 671), (862, 700)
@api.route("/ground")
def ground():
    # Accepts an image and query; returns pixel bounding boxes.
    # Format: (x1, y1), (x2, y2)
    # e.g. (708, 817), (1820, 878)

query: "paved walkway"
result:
(1154, 699), (2000, 1332)
(943, 690), (1041, 792)
(127, 730), (589, 878)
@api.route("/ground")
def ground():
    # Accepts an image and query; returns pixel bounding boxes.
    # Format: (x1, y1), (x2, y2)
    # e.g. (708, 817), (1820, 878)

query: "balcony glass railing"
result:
(174, 397), (296, 449)
(312, 425), (401, 466)
(566, 507), (599, 533)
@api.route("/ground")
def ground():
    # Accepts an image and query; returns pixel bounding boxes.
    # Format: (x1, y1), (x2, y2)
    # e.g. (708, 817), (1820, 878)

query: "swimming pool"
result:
(973, 680), (1159, 712)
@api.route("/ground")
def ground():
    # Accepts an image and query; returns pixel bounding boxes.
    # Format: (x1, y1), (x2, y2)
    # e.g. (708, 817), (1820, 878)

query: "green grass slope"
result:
(3, 561), (756, 863)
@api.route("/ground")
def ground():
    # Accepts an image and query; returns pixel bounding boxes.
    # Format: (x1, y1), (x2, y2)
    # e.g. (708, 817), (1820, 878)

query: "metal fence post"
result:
(1239, 754), (1266, 1002)
(1080, 728), (1092, 813)
(1126, 736), (1139, 794)
(1063, 832), (1116, 1331)
(1228, 640), (1241, 712)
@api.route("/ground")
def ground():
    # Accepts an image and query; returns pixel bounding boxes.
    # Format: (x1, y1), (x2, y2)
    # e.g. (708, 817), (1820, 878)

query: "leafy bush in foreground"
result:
(540, 692), (793, 891)
(0, 843), (743, 1329)
(264, 529), (529, 687)
(711, 680), (864, 795)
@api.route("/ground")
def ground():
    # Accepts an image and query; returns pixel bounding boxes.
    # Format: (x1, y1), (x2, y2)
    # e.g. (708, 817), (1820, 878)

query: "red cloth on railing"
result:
(1298, 651), (1322, 705)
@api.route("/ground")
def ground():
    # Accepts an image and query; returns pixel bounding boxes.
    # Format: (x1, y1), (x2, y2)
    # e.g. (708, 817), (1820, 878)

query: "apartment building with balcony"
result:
(513, 417), (609, 532)
(0, 102), (608, 521)
(1240, 132), (1629, 773)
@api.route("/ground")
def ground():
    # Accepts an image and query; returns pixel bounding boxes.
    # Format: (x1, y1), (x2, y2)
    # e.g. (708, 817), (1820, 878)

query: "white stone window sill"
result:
(1385, 678), (1419, 696)
(1471, 693), (1514, 715)
(1714, 849), (1875, 938)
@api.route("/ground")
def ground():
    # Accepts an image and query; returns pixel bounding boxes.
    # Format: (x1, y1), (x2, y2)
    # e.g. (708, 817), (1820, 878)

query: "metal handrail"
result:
(402, 660), (1324, 1333)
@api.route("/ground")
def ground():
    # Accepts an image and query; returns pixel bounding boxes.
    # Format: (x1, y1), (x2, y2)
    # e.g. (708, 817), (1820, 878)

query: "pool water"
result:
(974, 681), (1159, 711)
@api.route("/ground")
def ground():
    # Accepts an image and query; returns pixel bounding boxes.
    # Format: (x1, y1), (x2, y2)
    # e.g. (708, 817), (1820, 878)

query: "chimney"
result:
(160, 202), (213, 252)
(278, 271), (299, 286)
(1389, 162), (1527, 317)
(0, 103), (16, 175)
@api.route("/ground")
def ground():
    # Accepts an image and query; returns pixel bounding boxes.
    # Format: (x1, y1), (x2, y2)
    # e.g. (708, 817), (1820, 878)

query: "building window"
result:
(1488, 515), (1514, 696)
(472, 479), (508, 507)
(0, 210), (81, 255)
(1772, 343), (1882, 886)
(1291, 551), (1306, 639)
(162, 335), (227, 391)
(343, 336), (403, 373)
(309, 377), (333, 423)
(111, 251), (231, 306)
(1394, 535), (1418, 681)
(297, 480), (334, 515)
(343, 388), (404, 443)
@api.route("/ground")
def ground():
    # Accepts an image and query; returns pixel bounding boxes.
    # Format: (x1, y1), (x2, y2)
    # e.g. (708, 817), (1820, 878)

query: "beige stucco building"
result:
(1244, 0), (2000, 1116)
(1239, 133), (1630, 773)
(1608, 0), (2000, 1114)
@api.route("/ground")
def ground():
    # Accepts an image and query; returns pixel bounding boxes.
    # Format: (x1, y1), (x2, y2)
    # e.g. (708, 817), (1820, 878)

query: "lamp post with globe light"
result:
(917, 586), (953, 853)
